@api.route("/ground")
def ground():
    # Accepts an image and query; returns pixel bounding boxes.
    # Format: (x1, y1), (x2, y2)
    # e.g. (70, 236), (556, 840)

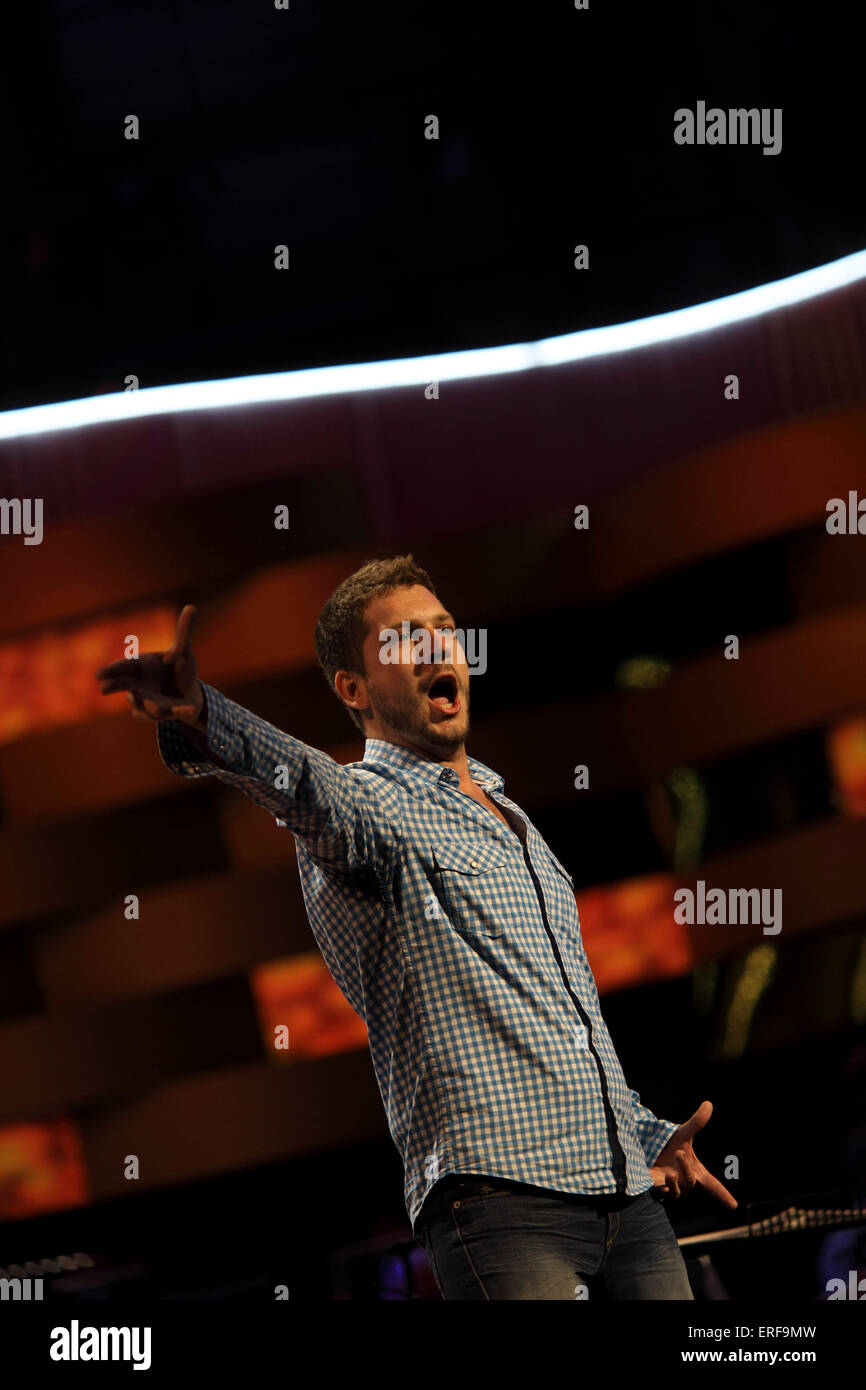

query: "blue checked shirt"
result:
(157, 684), (676, 1233)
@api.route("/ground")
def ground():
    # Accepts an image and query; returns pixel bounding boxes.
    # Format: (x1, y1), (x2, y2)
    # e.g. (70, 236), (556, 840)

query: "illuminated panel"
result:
(827, 714), (866, 816)
(250, 954), (369, 1061)
(0, 607), (175, 744)
(577, 873), (692, 993)
(1, 248), (865, 440)
(0, 1118), (89, 1220)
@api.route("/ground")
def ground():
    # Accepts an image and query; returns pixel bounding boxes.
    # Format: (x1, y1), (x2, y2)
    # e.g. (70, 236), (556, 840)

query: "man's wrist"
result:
(160, 684), (233, 772)
(174, 681), (206, 733)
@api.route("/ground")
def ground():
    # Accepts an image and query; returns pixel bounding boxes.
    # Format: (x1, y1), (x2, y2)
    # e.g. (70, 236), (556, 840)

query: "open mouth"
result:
(426, 671), (460, 715)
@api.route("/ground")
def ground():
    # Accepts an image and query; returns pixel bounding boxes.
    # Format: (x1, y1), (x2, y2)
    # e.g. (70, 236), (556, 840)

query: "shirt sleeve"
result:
(627, 1088), (677, 1166)
(156, 682), (381, 875)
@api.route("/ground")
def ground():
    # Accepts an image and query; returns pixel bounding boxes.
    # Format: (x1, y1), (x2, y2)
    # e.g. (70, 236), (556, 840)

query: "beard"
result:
(365, 681), (469, 755)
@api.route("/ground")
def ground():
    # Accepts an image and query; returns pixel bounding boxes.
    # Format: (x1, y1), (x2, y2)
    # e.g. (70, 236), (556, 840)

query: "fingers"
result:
(696, 1164), (739, 1210)
(99, 674), (143, 696)
(652, 1152), (699, 1201)
(674, 1158), (698, 1193)
(128, 694), (146, 720)
(127, 693), (174, 723)
(676, 1100), (713, 1144)
(652, 1152), (736, 1207)
(653, 1113), (737, 1208)
(170, 604), (197, 656)
(96, 658), (141, 685)
(652, 1164), (681, 1199)
(128, 693), (160, 721)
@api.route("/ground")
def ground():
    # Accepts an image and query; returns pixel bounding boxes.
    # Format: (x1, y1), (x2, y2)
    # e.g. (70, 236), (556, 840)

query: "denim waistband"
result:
(418, 1172), (644, 1224)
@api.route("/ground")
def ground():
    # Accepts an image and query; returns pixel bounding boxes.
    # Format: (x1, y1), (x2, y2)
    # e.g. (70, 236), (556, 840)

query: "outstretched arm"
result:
(95, 605), (382, 875)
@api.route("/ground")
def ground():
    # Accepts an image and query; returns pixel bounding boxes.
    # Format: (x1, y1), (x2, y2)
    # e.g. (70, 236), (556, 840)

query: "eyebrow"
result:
(377, 611), (456, 630)
(411, 611), (458, 628)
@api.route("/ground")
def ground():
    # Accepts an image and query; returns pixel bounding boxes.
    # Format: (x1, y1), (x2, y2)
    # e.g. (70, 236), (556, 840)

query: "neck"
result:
(370, 729), (470, 781)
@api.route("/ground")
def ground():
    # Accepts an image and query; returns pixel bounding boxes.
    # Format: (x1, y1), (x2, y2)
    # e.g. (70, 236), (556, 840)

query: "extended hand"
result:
(650, 1099), (737, 1208)
(95, 604), (204, 726)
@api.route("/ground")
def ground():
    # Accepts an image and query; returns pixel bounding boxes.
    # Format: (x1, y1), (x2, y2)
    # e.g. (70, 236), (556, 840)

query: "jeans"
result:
(415, 1173), (695, 1300)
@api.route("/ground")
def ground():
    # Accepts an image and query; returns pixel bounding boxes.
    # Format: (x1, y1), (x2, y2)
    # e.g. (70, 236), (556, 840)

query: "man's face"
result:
(344, 584), (471, 757)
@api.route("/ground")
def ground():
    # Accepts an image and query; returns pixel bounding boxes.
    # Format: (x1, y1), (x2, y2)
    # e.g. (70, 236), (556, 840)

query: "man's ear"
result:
(334, 669), (369, 717)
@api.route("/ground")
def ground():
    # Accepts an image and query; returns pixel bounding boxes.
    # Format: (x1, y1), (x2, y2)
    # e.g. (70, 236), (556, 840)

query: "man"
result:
(96, 554), (736, 1300)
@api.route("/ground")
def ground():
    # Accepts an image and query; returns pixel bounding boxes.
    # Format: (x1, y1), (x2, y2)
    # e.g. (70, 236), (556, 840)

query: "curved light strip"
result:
(2, 248), (865, 442)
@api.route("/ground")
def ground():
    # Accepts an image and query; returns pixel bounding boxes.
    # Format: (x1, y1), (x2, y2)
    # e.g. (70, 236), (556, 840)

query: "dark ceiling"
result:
(1, 0), (861, 411)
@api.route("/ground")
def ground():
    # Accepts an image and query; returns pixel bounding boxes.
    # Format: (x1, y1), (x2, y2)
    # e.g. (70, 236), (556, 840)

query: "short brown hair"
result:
(314, 554), (436, 732)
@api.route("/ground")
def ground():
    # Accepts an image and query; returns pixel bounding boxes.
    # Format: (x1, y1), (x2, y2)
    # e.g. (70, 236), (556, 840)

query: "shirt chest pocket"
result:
(431, 839), (512, 939)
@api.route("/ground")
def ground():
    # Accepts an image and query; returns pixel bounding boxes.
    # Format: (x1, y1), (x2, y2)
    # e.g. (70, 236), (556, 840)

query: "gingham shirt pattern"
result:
(157, 684), (676, 1233)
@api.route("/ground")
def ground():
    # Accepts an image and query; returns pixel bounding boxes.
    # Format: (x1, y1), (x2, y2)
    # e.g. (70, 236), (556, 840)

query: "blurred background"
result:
(0, 0), (865, 1300)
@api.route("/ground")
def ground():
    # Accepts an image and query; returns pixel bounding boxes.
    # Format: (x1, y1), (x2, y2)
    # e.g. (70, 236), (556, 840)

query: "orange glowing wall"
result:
(250, 954), (369, 1060)
(0, 1119), (89, 1221)
(576, 873), (692, 993)
(827, 714), (866, 816)
(0, 607), (176, 744)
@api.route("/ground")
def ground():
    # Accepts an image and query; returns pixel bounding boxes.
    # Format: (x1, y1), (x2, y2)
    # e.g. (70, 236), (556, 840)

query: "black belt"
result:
(419, 1172), (641, 1225)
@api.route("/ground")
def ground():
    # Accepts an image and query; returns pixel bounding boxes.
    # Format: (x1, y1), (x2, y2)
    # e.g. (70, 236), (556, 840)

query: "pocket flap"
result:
(433, 840), (509, 874)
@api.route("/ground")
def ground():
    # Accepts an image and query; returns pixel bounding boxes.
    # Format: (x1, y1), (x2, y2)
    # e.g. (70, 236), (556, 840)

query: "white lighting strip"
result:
(2, 249), (865, 441)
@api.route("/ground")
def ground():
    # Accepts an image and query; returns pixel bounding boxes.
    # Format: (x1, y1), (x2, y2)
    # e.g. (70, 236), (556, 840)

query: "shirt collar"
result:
(362, 737), (504, 793)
